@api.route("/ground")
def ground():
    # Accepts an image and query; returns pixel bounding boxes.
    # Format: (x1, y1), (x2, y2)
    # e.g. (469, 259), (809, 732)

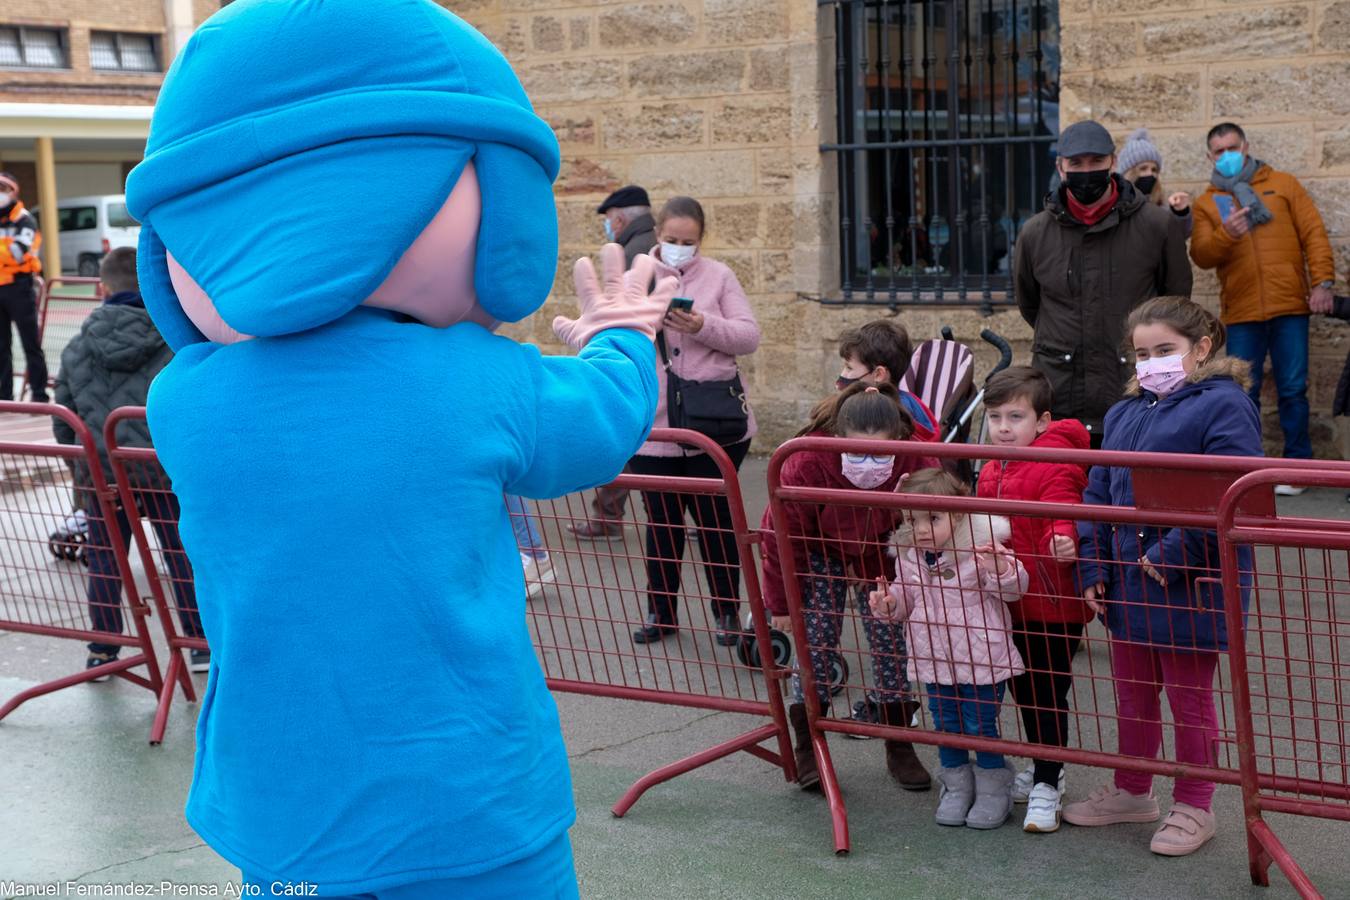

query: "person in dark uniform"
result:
(0, 172), (49, 402)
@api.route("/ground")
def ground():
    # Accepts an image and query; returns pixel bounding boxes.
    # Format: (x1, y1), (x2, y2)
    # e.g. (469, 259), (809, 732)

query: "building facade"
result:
(3, 0), (1347, 453)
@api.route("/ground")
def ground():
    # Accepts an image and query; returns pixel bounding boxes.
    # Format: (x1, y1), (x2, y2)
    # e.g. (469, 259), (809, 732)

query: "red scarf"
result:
(1065, 178), (1119, 226)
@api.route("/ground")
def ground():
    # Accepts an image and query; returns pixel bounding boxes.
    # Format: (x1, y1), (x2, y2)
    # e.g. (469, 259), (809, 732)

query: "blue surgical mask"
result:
(602, 218), (616, 242)
(1215, 150), (1245, 179)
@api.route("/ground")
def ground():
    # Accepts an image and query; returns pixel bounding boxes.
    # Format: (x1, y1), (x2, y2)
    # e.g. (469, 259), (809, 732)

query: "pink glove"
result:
(552, 243), (676, 350)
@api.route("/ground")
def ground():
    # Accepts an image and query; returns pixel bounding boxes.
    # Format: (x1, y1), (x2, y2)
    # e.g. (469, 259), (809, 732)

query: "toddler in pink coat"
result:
(869, 467), (1027, 830)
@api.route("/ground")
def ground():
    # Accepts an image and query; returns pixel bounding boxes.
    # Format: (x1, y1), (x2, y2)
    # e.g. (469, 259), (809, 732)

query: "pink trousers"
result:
(1110, 640), (1221, 811)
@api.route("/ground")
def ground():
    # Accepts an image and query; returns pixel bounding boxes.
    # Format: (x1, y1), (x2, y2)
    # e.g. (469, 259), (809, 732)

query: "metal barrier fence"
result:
(0, 402), (162, 724)
(18, 275), (102, 401)
(104, 410), (797, 810)
(1219, 468), (1350, 898)
(768, 437), (1349, 899)
(104, 406), (204, 745)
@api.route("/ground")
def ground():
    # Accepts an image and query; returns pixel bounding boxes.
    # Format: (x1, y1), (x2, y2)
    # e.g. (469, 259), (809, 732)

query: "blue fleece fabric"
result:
(1077, 374), (1261, 651)
(124, 0), (656, 892)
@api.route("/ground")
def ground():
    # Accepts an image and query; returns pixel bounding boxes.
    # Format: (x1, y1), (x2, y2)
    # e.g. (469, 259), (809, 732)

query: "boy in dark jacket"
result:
(54, 247), (206, 677)
(975, 366), (1092, 833)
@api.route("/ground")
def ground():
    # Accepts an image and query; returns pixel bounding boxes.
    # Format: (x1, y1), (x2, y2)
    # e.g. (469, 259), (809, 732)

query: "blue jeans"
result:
(926, 681), (1007, 770)
(1226, 314), (1311, 459)
(506, 495), (546, 559)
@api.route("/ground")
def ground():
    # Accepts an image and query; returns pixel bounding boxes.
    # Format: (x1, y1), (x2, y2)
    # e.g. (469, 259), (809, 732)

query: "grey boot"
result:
(934, 764), (975, 826)
(965, 763), (1015, 829)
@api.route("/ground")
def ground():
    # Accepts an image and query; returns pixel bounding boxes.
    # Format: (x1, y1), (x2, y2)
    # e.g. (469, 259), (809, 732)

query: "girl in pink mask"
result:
(1067, 296), (1262, 857)
(759, 383), (937, 793)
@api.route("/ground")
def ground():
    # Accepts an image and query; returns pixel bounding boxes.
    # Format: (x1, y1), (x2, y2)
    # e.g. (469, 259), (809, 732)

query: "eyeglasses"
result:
(842, 453), (895, 465)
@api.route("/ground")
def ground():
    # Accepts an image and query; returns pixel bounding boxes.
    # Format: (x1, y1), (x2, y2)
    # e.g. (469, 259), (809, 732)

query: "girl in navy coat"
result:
(1064, 296), (1261, 858)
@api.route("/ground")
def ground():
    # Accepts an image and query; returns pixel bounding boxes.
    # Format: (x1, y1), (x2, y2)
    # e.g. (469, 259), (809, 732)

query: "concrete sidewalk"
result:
(2, 457), (1349, 899)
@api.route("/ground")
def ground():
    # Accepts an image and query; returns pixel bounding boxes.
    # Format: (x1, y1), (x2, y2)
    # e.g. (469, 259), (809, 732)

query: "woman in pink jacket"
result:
(869, 467), (1027, 831)
(630, 196), (762, 647)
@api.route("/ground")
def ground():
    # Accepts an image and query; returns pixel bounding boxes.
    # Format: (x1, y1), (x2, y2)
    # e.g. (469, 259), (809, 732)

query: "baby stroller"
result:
(901, 327), (1014, 479)
(48, 508), (89, 566)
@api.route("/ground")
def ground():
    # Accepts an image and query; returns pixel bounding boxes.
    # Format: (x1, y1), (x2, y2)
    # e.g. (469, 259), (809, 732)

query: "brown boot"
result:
(787, 703), (821, 792)
(881, 701), (932, 791)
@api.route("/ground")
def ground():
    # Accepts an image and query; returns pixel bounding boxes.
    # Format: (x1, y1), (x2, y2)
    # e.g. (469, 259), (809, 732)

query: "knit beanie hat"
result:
(1116, 128), (1163, 175)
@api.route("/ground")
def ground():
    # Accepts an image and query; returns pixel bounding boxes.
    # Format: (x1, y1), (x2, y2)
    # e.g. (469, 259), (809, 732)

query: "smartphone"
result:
(668, 297), (695, 313)
(1213, 194), (1236, 221)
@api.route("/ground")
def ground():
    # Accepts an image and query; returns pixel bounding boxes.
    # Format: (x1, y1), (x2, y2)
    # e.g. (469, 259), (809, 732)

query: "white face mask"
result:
(0, 192), (12, 207)
(840, 453), (895, 489)
(661, 242), (697, 268)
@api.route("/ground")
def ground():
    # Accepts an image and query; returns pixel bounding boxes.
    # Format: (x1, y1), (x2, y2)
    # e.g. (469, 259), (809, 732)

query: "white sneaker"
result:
(1012, 766), (1066, 804)
(1023, 782), (1062, 833)
(1274, 484), (1307, 497)
(521, 553), (555, 599)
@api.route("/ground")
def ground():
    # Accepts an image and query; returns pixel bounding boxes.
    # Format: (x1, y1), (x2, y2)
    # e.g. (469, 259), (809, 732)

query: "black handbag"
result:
(656, 331), (749, 446)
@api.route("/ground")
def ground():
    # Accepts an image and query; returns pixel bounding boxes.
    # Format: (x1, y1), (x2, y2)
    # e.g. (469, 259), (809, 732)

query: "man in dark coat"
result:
(0, 171), (48, 401)
(53, 247), (206, 676)
(1014, 121), (1193, 447)
(569, 185), (657, 540)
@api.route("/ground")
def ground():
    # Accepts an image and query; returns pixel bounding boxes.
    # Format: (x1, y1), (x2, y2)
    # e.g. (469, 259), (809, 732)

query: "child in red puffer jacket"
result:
(976, 366), (1091, 835)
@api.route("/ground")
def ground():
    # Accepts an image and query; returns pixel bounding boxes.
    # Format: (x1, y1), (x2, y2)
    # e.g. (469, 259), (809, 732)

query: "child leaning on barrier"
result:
(975, 366), (1092, 834)
(759, 382), (936, 793)
(1065, 295), (1261, 858)
(868, 468), (1028, 830)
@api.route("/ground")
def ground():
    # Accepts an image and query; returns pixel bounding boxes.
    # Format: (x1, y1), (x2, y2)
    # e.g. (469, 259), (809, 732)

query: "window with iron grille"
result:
(821, 0), (1060, 311)
(90, 31), (161, 72)
(0, 26), (68, 69)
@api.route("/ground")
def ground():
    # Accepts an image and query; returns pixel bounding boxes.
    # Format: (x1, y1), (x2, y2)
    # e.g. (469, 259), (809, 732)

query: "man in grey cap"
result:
(568, 185), (657, 540)
(1014, 120), (1192, 447)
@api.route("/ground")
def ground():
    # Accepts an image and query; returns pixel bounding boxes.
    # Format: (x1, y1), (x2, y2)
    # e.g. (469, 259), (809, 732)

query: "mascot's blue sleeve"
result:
(509, 328), (657, 499)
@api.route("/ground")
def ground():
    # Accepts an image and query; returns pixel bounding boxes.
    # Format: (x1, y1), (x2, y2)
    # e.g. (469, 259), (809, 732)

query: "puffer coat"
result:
(53, 296), (173, 489)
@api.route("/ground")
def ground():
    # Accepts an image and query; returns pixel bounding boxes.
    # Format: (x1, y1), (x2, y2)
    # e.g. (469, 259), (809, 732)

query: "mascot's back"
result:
(125, 0), (658, 892)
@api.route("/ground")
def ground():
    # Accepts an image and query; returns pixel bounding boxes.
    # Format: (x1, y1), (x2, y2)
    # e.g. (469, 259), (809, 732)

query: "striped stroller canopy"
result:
(901, 338), (976, 430)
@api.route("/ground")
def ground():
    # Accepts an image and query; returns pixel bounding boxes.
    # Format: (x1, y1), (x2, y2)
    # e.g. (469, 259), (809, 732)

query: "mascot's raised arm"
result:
(125, 0), (672, 895)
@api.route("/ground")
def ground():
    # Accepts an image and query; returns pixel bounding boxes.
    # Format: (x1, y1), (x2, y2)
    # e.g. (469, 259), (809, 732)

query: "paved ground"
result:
(3, 456), (1349, 899)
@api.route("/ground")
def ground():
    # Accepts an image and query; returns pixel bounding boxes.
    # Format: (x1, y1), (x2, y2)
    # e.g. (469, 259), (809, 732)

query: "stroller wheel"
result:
(828, 656), (849, 697)
(734, 628), (793, 669)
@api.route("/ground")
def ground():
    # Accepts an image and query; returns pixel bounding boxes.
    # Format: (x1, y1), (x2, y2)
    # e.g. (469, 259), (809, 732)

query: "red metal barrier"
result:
(767, 435), (1350, 882)
(103, 410), (797, 810)
(0, 401), (163, 724)
(20, 275), (102, 401)
(104, 406), (203, 745)
(1219, 468), (1350, 900)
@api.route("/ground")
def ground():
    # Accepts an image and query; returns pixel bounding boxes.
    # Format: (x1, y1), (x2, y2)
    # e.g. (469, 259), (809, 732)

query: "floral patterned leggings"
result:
(790, 551), (911, 708)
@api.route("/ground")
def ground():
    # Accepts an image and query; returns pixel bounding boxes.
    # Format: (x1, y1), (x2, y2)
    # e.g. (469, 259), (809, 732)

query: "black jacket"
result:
(1014, 176), (1193, 436)
(53, 296), (173, 488)
(1332, 295), (1350, 417)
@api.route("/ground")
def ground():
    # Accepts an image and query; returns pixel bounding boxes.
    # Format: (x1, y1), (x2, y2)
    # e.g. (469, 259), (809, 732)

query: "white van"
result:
(34, 195), (140, 276)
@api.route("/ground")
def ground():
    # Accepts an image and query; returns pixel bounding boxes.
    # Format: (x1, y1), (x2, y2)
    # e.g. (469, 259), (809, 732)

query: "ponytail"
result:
(798, 381), (913, 439)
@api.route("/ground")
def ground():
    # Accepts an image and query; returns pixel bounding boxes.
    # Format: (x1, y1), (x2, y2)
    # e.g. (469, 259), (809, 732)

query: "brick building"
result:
(0, 0), (219, 276)
(4, 0), (1348, 453)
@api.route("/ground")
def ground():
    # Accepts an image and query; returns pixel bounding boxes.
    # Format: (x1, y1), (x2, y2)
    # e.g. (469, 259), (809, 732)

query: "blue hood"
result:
(126, 0), (561, 349)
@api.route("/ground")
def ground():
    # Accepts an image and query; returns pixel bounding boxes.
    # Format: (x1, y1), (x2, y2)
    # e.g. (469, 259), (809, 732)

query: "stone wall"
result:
(1061, 0), (1350, 456)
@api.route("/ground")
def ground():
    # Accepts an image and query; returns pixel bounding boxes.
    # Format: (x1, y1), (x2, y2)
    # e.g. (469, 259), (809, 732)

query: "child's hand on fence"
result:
(1139, 557), (1168, 586)
(868, 577), (897, 619)
(1083, 583), (1106, 615)
(771, 615), (792, 633)
(974, 541), (1013, 578)
(1049, 533), (1077, 562)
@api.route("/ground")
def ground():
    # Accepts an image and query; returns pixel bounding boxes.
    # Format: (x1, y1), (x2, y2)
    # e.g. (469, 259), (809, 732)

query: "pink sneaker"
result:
(1149, 802), (1216, 856)
(1062, 783), (1161, 827)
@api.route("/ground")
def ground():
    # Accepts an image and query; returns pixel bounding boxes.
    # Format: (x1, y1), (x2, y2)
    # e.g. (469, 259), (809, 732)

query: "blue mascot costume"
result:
(125, 1), (672, 895)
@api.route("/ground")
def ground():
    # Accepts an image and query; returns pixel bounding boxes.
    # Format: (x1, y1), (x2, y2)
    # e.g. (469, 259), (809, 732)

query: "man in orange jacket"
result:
(0, 172), (49, 403)
(1191, 123), (1334, 484)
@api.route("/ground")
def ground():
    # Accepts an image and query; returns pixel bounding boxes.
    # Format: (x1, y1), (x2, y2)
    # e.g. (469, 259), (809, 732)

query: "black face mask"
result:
(835, 375), (861, 391)
(1064, 169), (1113, 205)
(1133, 175), (1158, 197)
